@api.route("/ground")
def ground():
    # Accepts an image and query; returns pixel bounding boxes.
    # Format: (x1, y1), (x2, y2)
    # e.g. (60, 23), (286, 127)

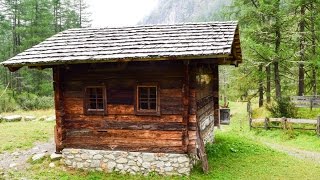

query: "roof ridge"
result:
(67, 21), (239, 31)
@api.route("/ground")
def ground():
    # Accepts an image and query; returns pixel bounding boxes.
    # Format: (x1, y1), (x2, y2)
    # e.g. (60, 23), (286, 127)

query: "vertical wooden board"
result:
(53, 66), (65, 153)
(211, 65), (220, 127)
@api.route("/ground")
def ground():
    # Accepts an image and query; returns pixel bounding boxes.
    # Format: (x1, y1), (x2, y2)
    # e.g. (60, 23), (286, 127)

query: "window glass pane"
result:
(150, 87), (156, 96)
(96, 88), (103, 98)
(97, 103), (104, 110)
(140, 102), (148, 109)
(89, 102), (96, 109)
(150, 103), (156, 110)
(140, 88), (148, 95)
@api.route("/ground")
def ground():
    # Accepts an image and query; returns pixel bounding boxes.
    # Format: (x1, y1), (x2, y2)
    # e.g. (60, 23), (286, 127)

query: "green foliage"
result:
(0, 91), (19, 113)
(252, 106), (271, 118)
(296, 108), (320, 119)
(229, 101), (320, 152)
(0, 0), (91, 112)
(266, 97), (298, 118)
(15, 92), (54, 110)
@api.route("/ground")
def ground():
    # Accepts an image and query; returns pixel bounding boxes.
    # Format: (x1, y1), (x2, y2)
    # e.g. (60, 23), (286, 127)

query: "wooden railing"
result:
(247, 101), (320, 136)
(291, 96), (320, 109)
(249, 117), (320, 136)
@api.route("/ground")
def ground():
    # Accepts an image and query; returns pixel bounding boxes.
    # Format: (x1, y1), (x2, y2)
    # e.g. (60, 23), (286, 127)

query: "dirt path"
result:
(263, 141), (320, 163)
(0, 139), (55, 172)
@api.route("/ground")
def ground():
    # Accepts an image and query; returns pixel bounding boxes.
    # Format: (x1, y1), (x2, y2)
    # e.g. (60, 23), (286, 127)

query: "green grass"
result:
(2, 103), (320, 179)
(251, 104), (320, 119)
(0, 121), (54, 153)
(1, 108), (55, 117)
(296, 108), (320, 119)
(7, 131), (320, 180)
(227, 103), (320, 152)
(192, 132), (320, 180)
(0, 109), (55, 153)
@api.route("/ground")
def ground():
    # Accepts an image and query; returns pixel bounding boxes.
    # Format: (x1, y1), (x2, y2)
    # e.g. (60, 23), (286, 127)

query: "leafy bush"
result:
(15, 92), (54, 110)
(0, 92), (19, 113)
(267, 97), (297, 118)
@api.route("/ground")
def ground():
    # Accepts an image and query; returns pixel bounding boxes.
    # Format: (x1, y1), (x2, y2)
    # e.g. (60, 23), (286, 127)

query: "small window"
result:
(136, 85), (160, 115)
(85, 87), (106, 115)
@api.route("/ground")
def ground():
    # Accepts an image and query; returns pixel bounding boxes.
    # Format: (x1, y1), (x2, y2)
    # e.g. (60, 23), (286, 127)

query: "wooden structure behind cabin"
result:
(2, 22), (242, 175)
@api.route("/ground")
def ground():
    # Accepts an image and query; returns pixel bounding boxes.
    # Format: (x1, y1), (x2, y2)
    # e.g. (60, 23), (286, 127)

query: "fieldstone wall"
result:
(62, 149), (193, 176)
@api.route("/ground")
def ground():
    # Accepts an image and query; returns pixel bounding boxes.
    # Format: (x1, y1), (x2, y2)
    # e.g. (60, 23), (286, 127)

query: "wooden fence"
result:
(291, 96), (320, 109)
(247, 102), (320, 136)
(249, 117), (320, 136)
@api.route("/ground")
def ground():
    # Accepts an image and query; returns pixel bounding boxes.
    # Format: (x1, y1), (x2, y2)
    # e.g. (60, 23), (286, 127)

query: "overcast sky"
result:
(86, 0), (159, 27)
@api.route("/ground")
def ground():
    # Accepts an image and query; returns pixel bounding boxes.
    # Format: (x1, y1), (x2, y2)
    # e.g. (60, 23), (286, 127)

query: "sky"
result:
(86, 0), (159, 27)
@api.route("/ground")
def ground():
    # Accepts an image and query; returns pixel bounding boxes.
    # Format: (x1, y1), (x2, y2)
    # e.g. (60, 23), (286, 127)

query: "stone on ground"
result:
(32, 153), (46, 161)
(50, 153), (62, 161)
(49, 162), (55, 168)
(12, 152), (20, 157)
(45, 116), (55, 122)
(24, 115), (36, 121)
(9, 163), (17, 168)
(38, 116), (46, 121)
(3, 115), (22, 122)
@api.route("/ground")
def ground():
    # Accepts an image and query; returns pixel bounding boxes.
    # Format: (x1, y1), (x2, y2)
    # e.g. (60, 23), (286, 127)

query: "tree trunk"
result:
(259, 64), (264, 107)
(274, 0), (281, 99)
(311, 2), (317, 96)
(266, 65), (271, 103)
(298, 3), (306, 96)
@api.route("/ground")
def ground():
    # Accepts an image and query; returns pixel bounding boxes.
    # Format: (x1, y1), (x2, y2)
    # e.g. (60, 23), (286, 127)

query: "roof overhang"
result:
(1, 22), (242, 72)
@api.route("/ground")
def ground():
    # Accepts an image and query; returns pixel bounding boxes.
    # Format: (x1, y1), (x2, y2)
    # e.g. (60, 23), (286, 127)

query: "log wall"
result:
(55, 61), (198, 154)
(193, 65), (216, 144)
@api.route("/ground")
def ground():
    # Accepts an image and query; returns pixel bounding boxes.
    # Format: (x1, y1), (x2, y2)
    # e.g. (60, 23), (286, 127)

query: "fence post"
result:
(317, 116), (320, 137)
(248, 102), (252, 130)
(264, 117), (269, 130)
(282, 117), (287, 130)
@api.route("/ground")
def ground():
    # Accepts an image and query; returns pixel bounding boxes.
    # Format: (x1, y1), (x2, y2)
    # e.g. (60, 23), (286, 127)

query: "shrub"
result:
(15, 92), (54, 110)
(0, 92), (19, 113)
(267, 97), (297, 118)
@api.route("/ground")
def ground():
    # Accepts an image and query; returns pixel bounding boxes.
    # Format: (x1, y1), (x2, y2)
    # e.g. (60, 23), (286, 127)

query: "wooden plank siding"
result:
(193, 65), (216, 144)
(53, 66), (65, 153)
(56, 61), (199, 153)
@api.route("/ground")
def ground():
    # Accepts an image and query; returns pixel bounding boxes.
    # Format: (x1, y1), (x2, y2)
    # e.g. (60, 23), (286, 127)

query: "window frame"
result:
(135, 83), (160, 116)
(84, 86), (107, 115)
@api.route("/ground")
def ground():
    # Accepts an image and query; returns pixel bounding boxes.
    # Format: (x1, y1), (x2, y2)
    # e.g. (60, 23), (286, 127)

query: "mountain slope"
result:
(140, 0), (231, 25)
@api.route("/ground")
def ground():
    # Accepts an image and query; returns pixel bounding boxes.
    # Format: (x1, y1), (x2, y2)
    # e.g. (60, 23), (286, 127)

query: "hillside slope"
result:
(140, 0), (231, 24)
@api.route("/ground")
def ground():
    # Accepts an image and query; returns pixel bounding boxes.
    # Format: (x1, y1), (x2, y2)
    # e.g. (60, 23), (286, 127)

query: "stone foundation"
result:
(62, 149), (194, 176)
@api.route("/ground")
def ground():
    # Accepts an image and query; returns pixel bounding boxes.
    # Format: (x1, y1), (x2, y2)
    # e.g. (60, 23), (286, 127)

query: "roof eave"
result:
(2, 53), (238, 72)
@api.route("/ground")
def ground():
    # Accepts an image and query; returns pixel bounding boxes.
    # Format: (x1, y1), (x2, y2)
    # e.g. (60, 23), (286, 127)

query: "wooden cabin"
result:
(1, 22), (242, 175)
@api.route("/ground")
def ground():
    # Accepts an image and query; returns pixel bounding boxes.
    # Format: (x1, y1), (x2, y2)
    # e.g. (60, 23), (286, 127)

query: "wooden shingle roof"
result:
(2, 21), (242, 70)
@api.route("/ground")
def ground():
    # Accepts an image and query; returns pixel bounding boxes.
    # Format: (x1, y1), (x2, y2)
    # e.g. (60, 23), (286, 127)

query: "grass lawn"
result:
(246, 102), (320, 152)
(2, 104), (320, 179)
(0, 103), (320, 180)
(7, 131), (320, 180)
(0, 109), (55, 153)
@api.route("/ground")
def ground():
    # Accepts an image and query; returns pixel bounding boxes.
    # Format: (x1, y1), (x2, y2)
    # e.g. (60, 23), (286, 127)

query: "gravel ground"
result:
(0, 139), (55, 172)
(263, 141), (320, 163)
